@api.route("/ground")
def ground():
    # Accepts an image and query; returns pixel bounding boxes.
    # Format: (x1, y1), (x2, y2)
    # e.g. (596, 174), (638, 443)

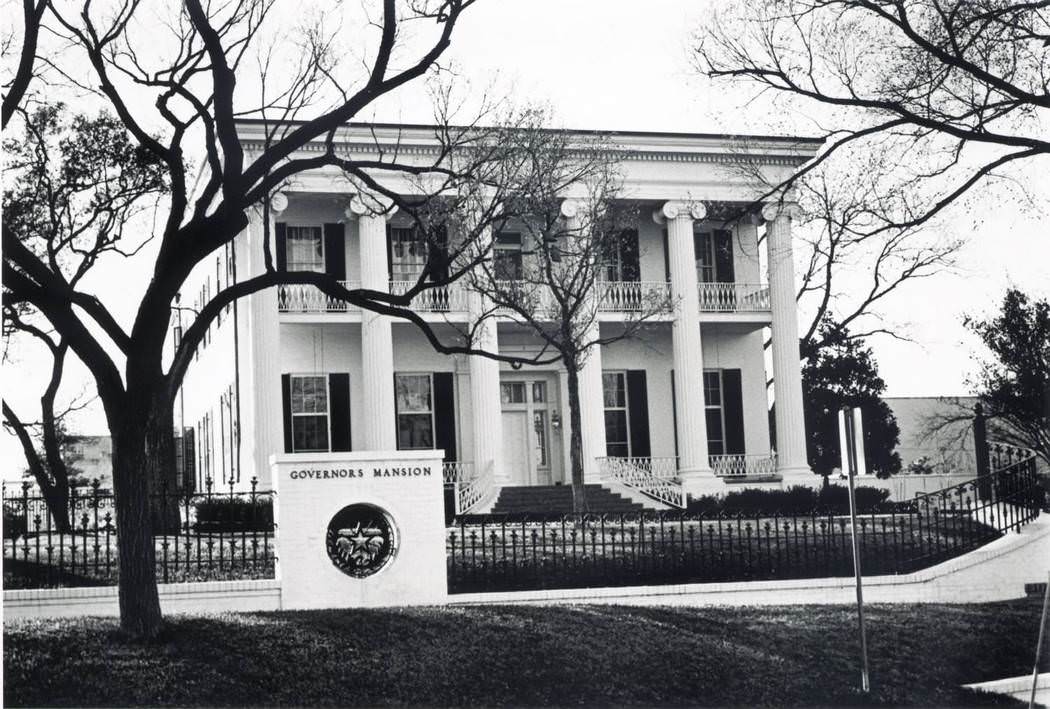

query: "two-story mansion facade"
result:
(175, 122), (822, 512)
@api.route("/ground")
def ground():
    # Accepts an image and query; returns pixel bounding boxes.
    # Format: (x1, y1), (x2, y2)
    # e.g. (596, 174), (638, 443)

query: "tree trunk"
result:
(565, 362), (588, 515)
(145, 398), (180, 534)
(111, 421), (163, 639)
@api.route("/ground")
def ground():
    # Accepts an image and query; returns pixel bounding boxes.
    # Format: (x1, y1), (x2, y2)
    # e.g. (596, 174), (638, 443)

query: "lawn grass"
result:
(4, 599), (1046, 707)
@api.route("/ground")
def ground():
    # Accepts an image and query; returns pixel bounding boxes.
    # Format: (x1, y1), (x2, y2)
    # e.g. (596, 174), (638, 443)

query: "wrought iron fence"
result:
(2, 477), (275, 589)
(447, 455), (1041, 594)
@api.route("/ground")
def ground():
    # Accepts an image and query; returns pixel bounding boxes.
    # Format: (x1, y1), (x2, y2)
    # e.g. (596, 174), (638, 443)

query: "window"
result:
(694, 231), (715, 283)
(396, 374), (434, 449)
(286, 226), (324, 272)
(500, 381), (527, 404)
(603, 372), (630, 457)
(494, 232), (523, 280)
(390, 226), (429, 281)
(290, 375), (329, 452)
(704, 370), (725, 455)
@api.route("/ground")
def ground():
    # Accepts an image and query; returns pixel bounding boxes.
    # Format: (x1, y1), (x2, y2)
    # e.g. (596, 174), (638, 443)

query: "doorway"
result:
(499, 376), (561, 486)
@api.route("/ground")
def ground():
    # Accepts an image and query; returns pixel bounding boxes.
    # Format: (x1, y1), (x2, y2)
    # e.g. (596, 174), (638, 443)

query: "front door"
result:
(500, 377), (560, 486)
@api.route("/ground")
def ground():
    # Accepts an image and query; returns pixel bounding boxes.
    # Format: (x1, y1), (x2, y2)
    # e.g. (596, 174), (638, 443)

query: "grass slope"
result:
(4, 599), (1046, 707)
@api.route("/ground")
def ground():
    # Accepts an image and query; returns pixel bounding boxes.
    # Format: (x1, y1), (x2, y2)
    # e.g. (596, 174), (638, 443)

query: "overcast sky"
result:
(3, 0), (1048, 475)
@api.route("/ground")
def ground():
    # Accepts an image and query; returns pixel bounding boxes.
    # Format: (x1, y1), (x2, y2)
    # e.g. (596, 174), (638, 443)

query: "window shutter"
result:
(433, 372), (457, 462)
(385, 224), (394, 281)
(669, 370), (679, 459)
(329, 372), (351, 452)
(722, 368), (745, 455)
(619, 229), (640, 282)
(275, 222), (287, 272)
(626, 370), (650, 457)
(428, 224), (450, 282)
(662, 228), (670, 282)
(184, 428), (196, 492)
(324, 223), (346, 281)
(714, 230), (735, 283)
(281, 374), (292, 453)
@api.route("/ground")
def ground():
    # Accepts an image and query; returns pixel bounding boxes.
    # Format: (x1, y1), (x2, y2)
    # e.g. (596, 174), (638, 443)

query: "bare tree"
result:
(697, 0), (1050, 233)
(464, 130), (669, 513)
(0, 0), (595, 638)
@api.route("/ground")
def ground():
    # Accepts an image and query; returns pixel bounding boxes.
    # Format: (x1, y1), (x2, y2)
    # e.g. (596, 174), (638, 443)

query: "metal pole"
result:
(1031, 572), (1050, 709)
(845, 408), (871, 693)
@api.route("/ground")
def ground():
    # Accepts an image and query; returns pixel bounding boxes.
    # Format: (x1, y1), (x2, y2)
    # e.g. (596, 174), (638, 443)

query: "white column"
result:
(762, 202), (811, 481)
(563, 199), (607, 483)
(357, 209), (397, 451)
(245, 201), (283, 485)
(468, 227), (505, 484)
(659, 200), (725, 497)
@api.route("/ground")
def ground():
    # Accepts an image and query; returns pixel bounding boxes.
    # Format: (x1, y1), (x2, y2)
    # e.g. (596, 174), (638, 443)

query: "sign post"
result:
(842, 406), (871, 693)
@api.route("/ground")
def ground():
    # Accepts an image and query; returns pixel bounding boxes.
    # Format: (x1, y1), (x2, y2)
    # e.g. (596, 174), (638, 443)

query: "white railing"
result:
(697, 283), (770, 312)
(598, 456), (685, 508)
(277, 281), (359, 313)
(442, 461), (474, 484)
(455, 460), (496, 515)
(389, 280), (470, 312)
(598, 281), (673, 313)
(710, 453), (778, 477)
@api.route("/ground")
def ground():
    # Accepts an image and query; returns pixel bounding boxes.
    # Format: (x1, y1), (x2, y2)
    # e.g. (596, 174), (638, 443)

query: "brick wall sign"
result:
(270, 451), (447, 610)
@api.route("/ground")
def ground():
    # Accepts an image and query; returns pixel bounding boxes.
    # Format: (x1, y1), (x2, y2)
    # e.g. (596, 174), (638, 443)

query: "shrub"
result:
(194, 497), (273, 533)
(685, 484), (891, 515)
(3, 506), (28, 540)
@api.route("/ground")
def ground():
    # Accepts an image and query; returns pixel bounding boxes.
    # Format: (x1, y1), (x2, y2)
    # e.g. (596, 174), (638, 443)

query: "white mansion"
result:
(176, 122), (823, 513)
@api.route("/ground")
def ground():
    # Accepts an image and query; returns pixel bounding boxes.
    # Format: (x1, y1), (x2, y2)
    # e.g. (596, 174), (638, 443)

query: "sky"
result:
(3, 0), (1048, 475)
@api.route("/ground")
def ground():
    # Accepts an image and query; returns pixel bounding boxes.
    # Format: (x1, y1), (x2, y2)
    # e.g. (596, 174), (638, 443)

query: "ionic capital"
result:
(761, 201), (802, 223)
(269, 191), (289, 214)
(560, 199), (583, 219)
(663, 200), (707, 222)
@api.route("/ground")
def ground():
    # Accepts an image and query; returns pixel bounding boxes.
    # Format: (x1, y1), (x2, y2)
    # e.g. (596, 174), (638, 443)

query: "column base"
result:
(679, 469), (728, 500)
(778, 466), (818, 490)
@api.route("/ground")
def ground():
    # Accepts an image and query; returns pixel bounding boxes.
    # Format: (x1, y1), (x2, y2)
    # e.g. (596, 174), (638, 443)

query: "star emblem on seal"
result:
(326, 503), (398, 577)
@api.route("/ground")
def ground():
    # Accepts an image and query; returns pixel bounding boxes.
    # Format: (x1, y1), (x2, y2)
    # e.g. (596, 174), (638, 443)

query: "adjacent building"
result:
(176, 122), (823, 512)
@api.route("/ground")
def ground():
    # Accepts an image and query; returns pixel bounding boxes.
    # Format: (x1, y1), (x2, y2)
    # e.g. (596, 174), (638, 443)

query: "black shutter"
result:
(722, 369), (745, 455)
(662, 228), (670, 282)
(328, 373), (351, 452)
(184, 428), (196, 492)
(620, 229), (640, 282)
(385, 224), (394, 280)
(324, 223), (346, 281)
(670, 370), (679, 459)
(626, 370), (651, 457)
(281, 374), (293, 453)
(429, 225), (450, 282)
(275, 222), (287, 272)
(714, 230), (735, 283)
(433, 372), (457, 462)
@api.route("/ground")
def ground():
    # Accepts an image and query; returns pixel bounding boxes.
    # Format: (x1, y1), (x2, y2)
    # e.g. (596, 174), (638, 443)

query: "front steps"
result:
(489, 484), (647, 515)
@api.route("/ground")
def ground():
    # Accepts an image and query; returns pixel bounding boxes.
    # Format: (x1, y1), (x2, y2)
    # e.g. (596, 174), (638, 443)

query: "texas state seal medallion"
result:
(325, 503), (398, 578)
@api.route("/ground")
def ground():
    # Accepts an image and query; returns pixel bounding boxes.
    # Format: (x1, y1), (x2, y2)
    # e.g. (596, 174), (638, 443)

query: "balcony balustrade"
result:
(277, 281), (358, 313)
(597, 281), (673, 313)
(709, 453), (779, 477)
(389, 280), (470, 313)
(697, 283), (771, 312)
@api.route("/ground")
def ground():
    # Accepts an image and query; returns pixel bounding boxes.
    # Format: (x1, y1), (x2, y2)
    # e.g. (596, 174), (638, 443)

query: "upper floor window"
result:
(390, 226), (428, 281)
(693, 230), (735, 284)
(395, 373), (434, 450)
(290, 374), (329, 453)
(286, 226), (324, 272)
(494, 231), (524, 280)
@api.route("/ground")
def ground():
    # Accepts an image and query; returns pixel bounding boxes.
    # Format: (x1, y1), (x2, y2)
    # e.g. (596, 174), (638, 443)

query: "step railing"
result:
(442, 461), (473, 484)
(697, 283), (771, 312)
(710, 453), (778, 478)
(277, 281), (359, 312)
(389, 280), (469, 313)
(598, 456), (684, 508)
(455, 460), (496, 515)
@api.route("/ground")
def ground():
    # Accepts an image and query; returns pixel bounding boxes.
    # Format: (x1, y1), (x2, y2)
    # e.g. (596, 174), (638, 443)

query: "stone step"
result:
(490, 484), (646, 515)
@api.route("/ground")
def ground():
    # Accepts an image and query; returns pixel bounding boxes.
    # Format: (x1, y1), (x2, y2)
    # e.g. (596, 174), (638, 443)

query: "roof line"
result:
(233, 118), (826, 146)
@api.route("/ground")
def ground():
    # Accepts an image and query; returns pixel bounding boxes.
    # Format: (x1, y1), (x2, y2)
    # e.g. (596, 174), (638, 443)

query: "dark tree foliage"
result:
(801, 320), (902, 477)
(966, 289), (1050, 466)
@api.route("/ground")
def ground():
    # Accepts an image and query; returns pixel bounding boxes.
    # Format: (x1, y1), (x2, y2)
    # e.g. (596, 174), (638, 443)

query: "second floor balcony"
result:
(277, 279), (772, 318)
